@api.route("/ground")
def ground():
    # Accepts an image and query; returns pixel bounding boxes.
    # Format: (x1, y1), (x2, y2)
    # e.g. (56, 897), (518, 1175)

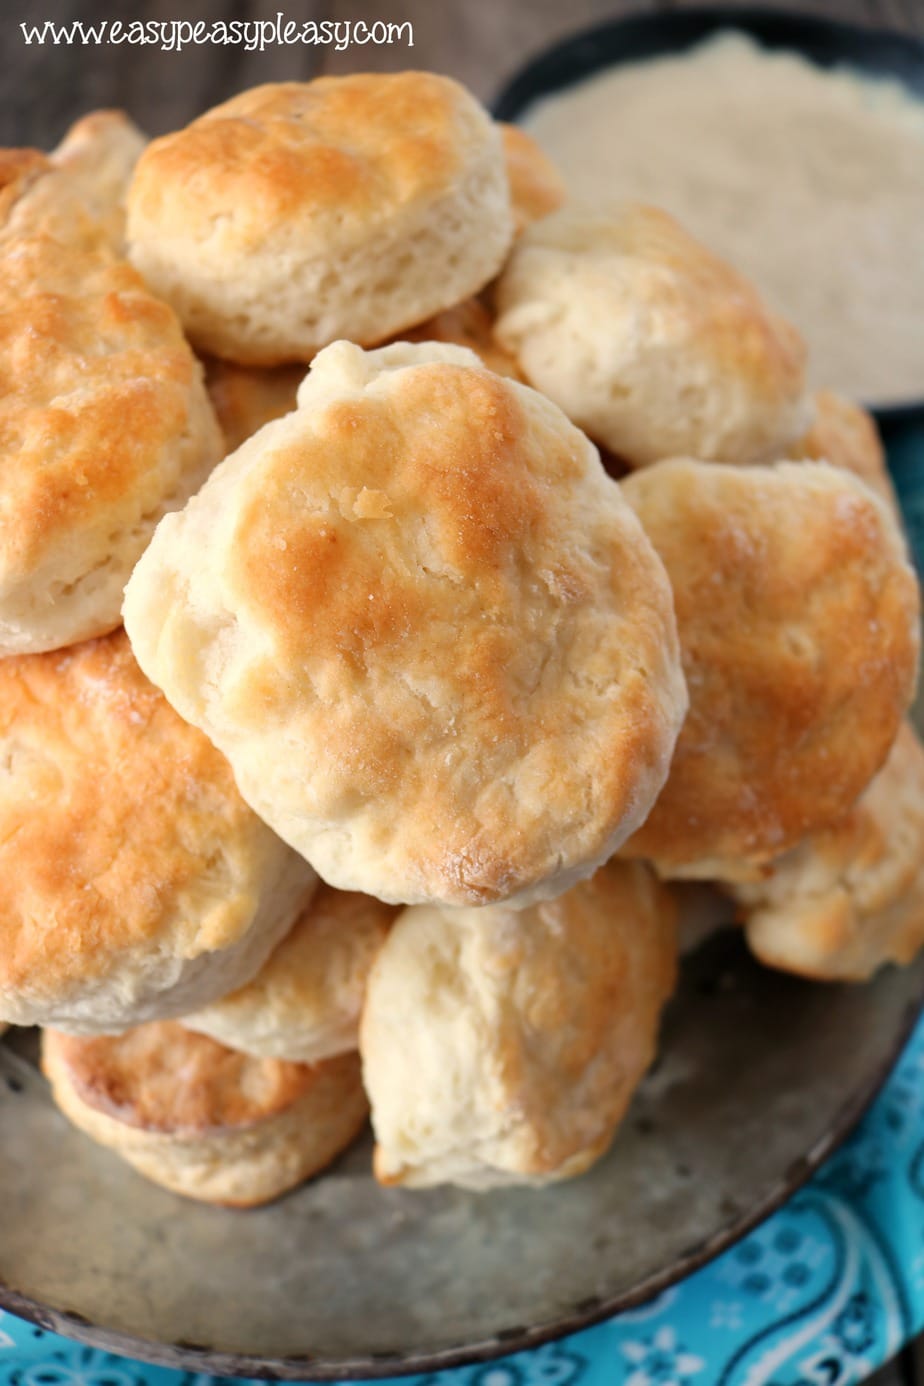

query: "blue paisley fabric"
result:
(1, 433), (922, 1386)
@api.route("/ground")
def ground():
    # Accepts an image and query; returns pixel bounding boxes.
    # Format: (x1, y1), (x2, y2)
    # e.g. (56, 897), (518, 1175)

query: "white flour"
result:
(524, 33), (924, 406)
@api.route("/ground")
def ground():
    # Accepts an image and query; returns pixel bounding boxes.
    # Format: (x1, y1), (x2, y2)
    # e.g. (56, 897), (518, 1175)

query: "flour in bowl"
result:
(524, 33), (924, 406)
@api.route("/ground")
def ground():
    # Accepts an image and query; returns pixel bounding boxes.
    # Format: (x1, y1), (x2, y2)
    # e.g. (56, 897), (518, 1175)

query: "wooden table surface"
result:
(4, 1), (923, 1382)
(3, 0), (923, 147)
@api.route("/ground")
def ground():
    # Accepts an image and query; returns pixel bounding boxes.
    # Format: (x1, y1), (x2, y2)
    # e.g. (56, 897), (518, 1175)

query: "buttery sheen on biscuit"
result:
(620, 459), (920, 877)
(362, 861), (677, 1190)
(127, 74), (514, 365)
(185, 886), (395, 1062)
(0, 151), (222, 654)
(124, 340), (688, 907)
(729, 722), (924, 981)
(43, 1024), (367, 1206)
(0, 631), (317, 1032)
(494, 203), (811, 467)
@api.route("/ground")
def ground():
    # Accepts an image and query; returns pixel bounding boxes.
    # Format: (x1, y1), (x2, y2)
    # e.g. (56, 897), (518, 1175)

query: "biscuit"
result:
(399, 297), (522, 378)
(124, 341), (688, 908)
(729, 722), (924, 981)
(361, 861), (676, 1190)
(48, 110), (146, 251)
(204, 358), (307, 454)
(0, 630), (317, 1032)
(0, 156), (223, 654)
(792, 390), (900, 516)
(0, 149), (48, 225)
(499, 124), (566, 234)
(43, 1024), (367, 1206)
(620, 459), (920, 877)
(494, 203), (811, 467)
(185, 886), (395, 1063)
(205, 303), (518, 459)
(127, 75), (514, 365)
(2, 113), (144, 254)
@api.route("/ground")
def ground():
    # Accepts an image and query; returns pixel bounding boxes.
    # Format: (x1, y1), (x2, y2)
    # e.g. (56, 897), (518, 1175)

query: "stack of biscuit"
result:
(0, 71), (919, 1206)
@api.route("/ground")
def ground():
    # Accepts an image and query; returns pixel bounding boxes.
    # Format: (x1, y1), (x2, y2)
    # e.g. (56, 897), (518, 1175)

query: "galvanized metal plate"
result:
(2, 923), (922, 1380)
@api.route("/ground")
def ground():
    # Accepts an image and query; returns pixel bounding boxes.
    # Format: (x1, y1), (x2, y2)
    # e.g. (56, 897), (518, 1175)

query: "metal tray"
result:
(2, 923), (922, 1380)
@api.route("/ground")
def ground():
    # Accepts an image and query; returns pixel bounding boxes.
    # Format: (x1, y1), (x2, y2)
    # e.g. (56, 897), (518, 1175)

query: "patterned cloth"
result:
(2, 425), (923, 1386)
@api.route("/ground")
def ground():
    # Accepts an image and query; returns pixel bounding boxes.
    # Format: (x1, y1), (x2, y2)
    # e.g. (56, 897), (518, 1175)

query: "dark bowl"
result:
(493, 5), (924, 433)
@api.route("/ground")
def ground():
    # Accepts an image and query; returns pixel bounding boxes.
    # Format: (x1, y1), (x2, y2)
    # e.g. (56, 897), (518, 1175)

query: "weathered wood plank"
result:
(866, 0), (924, 35)
(5, 0), (919, 148)
(320, 0), (666, 101)
(3, 0), (670, 143)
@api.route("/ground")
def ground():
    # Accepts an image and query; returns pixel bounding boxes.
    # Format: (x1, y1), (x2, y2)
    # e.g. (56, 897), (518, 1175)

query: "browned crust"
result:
(621, 459), (921, 871)
(43, 1022), (321, 1134)
(0, 631), (273, 998)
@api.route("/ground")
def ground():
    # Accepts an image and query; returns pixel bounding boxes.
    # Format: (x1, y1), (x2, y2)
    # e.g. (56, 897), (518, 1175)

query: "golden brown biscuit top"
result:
(621, 459), (921, 869)
(125, 341), (686, 905)
(220, 352), (679, 900)
(129, 74), (495, 251)
(203, 303), (517, 459)
(499, 124), (566, 233)
(239, 360), (595, 656)
(0, 210), (211, 583)
(44, 1023), (315, 1134)
(0, 631), (276, 998)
